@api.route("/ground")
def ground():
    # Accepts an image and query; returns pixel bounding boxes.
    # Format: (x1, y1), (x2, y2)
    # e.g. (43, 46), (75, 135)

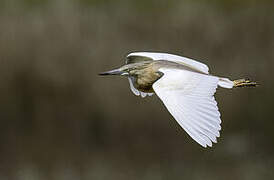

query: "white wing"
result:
(128, 77), (154, 98)
(127, 52), (209, 74)
(152, 68), (222, 147)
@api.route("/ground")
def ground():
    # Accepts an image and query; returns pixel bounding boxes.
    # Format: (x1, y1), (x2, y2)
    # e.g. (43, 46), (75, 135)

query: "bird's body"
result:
(124, 60), (212, 93)
(126, 61), (178, 92)
(99, 52), (257, 147)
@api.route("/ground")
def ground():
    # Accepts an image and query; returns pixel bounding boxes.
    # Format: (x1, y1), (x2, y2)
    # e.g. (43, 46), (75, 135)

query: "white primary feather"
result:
(152, 68), (222, 147)
(127, 52), (209, 74)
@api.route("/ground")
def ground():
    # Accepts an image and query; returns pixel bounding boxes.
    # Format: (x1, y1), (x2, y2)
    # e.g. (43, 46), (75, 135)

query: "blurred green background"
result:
(0, 0), (273, 179)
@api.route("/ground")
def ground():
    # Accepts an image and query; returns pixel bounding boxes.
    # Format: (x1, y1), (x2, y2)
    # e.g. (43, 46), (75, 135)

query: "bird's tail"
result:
(218, 77), (257, 88)
(233, 78), (258, 88)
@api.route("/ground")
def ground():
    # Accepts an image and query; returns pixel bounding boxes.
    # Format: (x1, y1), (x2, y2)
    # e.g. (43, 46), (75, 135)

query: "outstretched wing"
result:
(127, 52), (209, 74)
(152, 68), (221, 147)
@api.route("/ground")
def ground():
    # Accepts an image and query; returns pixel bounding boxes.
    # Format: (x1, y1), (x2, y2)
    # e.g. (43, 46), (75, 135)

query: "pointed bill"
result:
(99, 69), (123, 76)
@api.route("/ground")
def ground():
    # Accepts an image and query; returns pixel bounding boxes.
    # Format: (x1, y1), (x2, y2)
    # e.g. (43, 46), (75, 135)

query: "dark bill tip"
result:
(98, 71), (110, 76)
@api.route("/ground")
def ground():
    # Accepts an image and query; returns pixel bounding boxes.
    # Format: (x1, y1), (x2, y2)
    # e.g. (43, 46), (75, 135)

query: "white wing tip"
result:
(202, 134), (221, 148)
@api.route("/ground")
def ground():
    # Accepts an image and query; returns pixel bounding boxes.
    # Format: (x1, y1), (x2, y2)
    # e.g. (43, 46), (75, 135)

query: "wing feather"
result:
(128, 77), (140, 96)
(152, 68), (221, 147)
(127, 52), (209, 74)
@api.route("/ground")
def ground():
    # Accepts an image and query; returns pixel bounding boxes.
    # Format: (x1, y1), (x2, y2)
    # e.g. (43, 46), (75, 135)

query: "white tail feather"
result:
(218, 78), (234, 89)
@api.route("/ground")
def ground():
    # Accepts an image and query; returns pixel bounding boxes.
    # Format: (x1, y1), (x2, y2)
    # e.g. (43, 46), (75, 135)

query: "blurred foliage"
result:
(1, 0), (273, 9)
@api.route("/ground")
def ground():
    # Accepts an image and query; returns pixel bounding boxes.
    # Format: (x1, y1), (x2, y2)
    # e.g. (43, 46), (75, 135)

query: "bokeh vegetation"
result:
(0, 0), (273, 179)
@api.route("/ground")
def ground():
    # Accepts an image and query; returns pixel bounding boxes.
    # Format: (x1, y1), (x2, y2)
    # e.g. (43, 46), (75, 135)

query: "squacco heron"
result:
(99, 52), (257, 148)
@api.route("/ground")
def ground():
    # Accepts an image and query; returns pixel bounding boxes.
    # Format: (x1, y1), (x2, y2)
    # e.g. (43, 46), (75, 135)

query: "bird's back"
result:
(129, 60), (206, 93)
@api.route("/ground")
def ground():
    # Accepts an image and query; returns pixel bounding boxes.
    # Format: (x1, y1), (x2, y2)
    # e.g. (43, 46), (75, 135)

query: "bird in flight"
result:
(99, 52), (257, 148)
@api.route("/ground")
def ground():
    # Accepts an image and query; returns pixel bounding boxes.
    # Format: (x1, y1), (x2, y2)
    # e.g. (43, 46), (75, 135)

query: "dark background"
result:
(0, 0), (273, 179)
